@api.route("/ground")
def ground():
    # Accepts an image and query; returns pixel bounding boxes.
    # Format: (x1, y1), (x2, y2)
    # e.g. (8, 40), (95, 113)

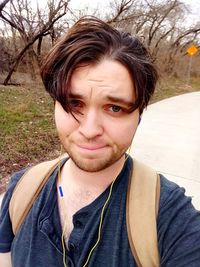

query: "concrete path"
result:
(131, 92), (200, 209)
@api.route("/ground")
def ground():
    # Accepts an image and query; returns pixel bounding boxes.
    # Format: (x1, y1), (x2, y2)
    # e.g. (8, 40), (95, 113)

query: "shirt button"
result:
(74, 220), (82, 228)
(69, 242), (76, 251)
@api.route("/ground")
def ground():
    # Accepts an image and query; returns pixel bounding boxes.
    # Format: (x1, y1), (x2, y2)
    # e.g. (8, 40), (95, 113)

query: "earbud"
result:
(138, 116), (141, 125)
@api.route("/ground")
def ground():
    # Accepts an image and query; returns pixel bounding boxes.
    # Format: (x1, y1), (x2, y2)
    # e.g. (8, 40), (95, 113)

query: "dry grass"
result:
(151, 77), (200, 103)
(0, 83), (60, 193)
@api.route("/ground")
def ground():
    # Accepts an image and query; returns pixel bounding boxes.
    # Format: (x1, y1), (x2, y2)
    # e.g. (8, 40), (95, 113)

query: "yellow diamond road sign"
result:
(187, 44), (198, 56)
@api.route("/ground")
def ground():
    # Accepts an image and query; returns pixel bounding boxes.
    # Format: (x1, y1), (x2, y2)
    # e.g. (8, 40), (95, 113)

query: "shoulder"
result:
(158, 174), (199, 222)
(0, 168), (29, 252)
(158, 174), (199, 215)
(158, 174), (200, 265)
(159, 174), (185, 208)
(1, 168), (30, 208)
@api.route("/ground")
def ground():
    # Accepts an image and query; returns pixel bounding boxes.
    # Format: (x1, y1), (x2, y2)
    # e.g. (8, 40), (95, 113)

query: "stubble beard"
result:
(62, 142), (127, 173)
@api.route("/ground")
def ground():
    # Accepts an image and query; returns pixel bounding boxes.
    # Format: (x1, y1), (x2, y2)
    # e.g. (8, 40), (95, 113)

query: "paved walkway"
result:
(131, 92), (200, 209)
(1, 92), (200, 210)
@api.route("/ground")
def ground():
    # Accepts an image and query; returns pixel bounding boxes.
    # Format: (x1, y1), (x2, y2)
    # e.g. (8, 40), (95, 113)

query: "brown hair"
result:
(41, 16), (158, 114)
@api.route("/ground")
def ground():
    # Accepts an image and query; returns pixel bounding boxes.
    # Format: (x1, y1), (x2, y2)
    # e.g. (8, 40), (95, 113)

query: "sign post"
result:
(186, 44), (198, 84)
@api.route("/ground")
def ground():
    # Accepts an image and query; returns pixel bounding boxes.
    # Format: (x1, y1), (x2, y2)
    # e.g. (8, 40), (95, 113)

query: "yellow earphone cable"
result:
(82, 176), (115, 267)
(57, 151), (68, 267)
(58, 151), (130, 267)
(61, 214), (68, 267)
(82, 153), (130, 267)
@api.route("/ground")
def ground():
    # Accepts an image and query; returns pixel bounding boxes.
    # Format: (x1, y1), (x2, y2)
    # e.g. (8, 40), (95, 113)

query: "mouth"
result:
(77, 144), (107, 151)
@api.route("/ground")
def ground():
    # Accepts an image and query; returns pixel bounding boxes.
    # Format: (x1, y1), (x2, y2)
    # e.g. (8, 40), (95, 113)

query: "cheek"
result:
(55, 108), (65, 134)
(106, 109), (139, 143)
(107, 120), (138, 146)
(54, 105), (77, 137)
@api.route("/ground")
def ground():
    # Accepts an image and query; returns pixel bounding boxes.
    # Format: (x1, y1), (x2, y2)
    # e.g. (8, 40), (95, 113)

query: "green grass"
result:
(0, 84), (60, 190)
(0, 77), (200, 192)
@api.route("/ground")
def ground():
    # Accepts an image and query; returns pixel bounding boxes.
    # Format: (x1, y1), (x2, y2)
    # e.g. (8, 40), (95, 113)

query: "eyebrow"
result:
(105, 96), (134, 108)
(69, 93), (134, 108)
(69, 93), (83, 99)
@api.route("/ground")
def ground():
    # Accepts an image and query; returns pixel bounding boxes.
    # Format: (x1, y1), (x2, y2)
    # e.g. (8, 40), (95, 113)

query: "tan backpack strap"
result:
(9, 157), (63, 235)
(126, 159), (160, 267)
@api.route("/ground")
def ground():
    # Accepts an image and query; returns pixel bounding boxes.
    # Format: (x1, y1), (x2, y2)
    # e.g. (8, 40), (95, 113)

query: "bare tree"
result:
(107, 0), (136, 24)
(105, 0), (200, 75)
(1, 0), (200, 81)
(0, 0), (71, 85)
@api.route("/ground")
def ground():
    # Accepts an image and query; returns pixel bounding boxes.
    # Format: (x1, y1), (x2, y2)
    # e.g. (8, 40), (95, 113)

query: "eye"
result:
(69, 99), (82, 108)
(68, 99), (84, 115)
(109, 105), (122, 113)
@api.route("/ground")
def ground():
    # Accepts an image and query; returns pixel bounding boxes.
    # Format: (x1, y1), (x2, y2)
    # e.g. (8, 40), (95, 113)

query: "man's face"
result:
(55, 59), (139, 172)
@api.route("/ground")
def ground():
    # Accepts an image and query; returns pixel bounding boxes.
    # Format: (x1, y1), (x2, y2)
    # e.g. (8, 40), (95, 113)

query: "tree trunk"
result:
(3, 41), (34, 85)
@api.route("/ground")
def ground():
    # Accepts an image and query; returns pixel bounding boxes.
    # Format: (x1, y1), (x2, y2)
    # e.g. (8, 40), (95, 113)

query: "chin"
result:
(69, 151), (126, 173)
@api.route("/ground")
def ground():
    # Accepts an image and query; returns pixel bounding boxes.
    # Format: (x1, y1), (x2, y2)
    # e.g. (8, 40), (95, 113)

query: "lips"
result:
(76, 144), (107, 150)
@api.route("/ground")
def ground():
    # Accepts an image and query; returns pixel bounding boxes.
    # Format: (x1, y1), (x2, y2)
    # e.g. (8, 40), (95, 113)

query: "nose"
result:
(78, 109), (103, 139)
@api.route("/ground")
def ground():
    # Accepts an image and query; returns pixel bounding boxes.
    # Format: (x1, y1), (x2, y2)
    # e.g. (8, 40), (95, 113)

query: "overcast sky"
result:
(2, 0), (199, 26)
(68, 0), (200, 25)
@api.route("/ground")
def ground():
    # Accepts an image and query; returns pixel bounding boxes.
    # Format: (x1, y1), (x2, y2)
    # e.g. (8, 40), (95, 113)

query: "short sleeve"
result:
(0, 169), (27, 252)
(158, 175), (200, 266)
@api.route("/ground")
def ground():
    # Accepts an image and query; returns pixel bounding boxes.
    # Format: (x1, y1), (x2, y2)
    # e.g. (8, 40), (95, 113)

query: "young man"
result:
(0, 16), (200, 267)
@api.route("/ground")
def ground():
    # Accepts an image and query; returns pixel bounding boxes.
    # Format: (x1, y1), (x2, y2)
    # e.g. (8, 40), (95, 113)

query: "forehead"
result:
(70, 59), (135, 100)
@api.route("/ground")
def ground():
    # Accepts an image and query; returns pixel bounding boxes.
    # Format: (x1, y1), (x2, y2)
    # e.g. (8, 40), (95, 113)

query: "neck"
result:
(61, 155), (126, 192)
